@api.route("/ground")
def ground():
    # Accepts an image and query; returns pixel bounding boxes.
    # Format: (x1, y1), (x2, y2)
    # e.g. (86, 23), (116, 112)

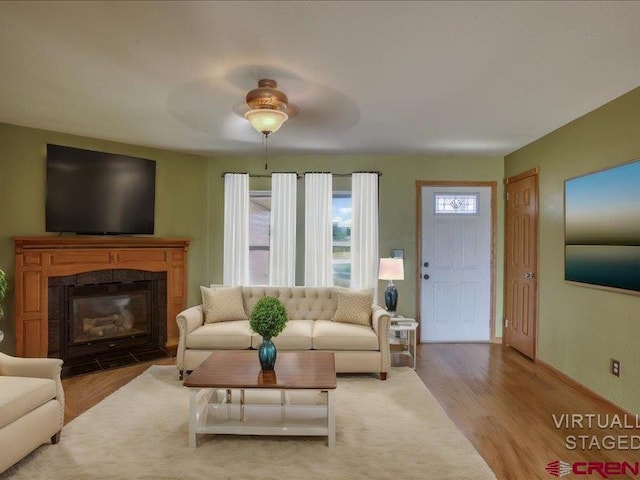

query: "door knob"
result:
(524, 272), (535, 280)
(423, 274), (430, 280)
(423, 262), (429, 268)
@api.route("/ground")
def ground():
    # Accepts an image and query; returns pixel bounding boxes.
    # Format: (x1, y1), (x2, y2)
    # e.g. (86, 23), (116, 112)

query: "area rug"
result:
(1, 366), (496, 480)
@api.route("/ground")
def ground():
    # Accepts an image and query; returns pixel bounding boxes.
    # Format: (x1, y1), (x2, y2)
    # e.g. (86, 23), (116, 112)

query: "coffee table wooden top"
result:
(184, 351), (336, 390)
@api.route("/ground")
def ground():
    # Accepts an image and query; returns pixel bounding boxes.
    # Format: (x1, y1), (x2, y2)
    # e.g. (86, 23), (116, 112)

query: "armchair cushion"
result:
(201, 285), (248, 323)
(0, 377), (57, 429)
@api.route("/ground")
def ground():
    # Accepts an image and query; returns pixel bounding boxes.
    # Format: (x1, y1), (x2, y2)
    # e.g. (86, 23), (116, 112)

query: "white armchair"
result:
(0, 352), (64, 473)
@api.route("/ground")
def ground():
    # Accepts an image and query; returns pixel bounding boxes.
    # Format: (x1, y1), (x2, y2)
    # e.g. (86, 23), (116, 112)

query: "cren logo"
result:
(546, 460), (640, 478)
(546, 460), (572, 477)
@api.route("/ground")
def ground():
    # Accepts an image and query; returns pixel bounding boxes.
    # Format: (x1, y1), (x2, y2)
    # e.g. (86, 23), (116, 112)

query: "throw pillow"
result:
(331, 287), (374, 326)
(200, 285), (248, 323)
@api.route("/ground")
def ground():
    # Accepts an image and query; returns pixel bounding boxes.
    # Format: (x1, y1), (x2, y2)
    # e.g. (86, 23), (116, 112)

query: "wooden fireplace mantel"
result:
(13, 236), (190, 357)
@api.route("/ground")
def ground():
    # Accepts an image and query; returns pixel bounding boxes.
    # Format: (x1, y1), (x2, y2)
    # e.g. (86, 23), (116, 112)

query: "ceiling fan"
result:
(219, 65), (361, 150)
(244, 78), (291, 137)
(159, 65), (360, 154)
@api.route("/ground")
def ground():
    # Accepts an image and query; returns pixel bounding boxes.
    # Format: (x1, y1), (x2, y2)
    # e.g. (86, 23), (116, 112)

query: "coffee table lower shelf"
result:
(188, 388), (336, 448)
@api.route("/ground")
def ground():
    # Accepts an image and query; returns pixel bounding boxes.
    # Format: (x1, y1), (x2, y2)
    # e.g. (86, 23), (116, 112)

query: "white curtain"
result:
(223, 173), (249, 286)
(269, 173), (297, 286)
(351, 173), (379, 297)
(304, 173), (333, 287)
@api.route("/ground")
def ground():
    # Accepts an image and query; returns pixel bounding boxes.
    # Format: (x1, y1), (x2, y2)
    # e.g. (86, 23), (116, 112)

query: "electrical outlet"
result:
(611, 359), (621, 377)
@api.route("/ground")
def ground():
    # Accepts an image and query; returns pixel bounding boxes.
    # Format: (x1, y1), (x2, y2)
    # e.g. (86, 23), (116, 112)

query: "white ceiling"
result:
(1, 1), (640, 157)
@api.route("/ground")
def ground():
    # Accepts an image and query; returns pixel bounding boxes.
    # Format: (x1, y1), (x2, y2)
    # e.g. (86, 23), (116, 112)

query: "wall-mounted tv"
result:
(564, 158), (640, 293)
(46, 144), (156, 235)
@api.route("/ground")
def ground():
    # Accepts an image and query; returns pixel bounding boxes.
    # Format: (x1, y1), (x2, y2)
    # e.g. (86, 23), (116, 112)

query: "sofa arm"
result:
(371, 305), (390, 336)
(372, 305), (391, 373)
(176, 304), (205, 371)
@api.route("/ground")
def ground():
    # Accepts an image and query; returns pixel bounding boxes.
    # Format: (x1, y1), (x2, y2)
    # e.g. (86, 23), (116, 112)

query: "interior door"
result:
(419, 185), (492, 342)
(504, 171), (538, 359)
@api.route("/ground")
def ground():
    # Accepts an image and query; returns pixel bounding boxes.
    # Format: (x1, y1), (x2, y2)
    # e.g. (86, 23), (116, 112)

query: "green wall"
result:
(207, 154), (505, 336)
(3, 82), (639, 411)
(0, 122), (210, 354)
(505, 86), (640, 413)
(0, 120), (505, 355)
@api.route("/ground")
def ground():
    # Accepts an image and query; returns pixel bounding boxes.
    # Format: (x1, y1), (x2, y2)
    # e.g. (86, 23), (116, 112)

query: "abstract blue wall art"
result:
(565, 159), (640, 293)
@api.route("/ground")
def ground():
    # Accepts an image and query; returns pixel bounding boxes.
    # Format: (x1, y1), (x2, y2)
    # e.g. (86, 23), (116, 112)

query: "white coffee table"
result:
(183, 351), (337, 448)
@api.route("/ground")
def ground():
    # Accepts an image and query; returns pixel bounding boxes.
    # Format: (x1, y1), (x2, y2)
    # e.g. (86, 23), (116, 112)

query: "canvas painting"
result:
(565, 159), (640, 293)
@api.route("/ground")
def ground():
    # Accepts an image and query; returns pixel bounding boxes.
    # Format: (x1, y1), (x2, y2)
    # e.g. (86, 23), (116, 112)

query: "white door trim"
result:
(415, 181), (497, 343)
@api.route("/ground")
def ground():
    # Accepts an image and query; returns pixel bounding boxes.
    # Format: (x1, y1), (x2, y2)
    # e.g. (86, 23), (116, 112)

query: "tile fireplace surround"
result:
(13, 236), (189, 358)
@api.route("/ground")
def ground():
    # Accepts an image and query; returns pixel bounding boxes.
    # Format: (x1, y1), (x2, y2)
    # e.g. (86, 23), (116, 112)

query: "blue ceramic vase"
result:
(258, 337), (277, 370)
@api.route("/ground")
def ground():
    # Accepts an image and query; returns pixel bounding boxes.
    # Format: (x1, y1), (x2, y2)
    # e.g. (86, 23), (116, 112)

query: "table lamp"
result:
(378, 258), (404, 316)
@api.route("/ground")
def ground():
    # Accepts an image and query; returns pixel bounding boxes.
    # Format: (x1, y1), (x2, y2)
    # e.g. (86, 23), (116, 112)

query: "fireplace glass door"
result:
(71, 293), (149, 344)
(68, 282), (152, 348)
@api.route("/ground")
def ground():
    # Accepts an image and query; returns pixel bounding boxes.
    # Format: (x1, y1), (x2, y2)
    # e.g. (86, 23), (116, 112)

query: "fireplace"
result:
(48, 269), (167, 376)
(67, 281), (153, 357)
(14, 236), (189, 360)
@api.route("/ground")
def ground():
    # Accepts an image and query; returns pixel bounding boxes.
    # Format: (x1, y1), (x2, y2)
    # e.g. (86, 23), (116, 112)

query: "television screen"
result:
(46, 144), (156, 235)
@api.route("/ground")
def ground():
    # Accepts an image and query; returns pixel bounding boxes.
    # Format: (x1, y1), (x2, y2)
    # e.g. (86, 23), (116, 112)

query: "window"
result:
(332, 192), (352, 287)
(434, 193), (479, 215)
(249, 190), (352, 286)
(249, 191), (271, 285)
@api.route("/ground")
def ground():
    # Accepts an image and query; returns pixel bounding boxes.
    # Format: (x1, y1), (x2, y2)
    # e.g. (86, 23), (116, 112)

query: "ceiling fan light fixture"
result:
(244, 108), (288, 135)
(244, 79), (289, 135)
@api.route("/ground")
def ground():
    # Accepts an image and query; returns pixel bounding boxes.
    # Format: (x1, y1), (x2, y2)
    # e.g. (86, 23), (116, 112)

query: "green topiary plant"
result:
(250, 296), (289, 339)
(0, 268), (8, 319)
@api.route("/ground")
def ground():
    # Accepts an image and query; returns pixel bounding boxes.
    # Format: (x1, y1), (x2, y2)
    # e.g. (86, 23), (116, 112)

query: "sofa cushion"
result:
(0, 376), (57, 429)
(312, 320), (379, 351)
(201, 285), (248, 323)
(186, 320), (253, 349)
(251, 320), (314, 350)
(331, 287), (373, 326)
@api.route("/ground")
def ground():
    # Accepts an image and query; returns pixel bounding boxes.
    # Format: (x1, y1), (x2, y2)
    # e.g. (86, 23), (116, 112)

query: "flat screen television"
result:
(46, 144), (156, 235)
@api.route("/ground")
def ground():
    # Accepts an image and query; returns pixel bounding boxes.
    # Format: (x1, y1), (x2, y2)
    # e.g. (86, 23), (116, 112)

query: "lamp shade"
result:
(245, 109), (288, 135)
(378, 258), (404, 281)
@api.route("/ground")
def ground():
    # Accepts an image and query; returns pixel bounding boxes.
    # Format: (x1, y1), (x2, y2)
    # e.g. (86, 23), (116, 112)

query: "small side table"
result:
(388, 318), (418, 369)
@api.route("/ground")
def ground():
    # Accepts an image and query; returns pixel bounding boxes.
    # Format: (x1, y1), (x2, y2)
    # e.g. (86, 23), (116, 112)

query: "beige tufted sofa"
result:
(176, 286), (391, 380)
(0, 353), (64, 474)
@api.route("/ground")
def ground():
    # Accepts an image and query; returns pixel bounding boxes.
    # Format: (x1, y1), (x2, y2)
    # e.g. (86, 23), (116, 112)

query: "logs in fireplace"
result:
(48, 269), (167, 376)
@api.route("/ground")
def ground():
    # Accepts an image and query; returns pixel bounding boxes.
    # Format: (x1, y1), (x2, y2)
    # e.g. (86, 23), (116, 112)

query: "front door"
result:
(419, 184), (493, 342)
(504, 170), (538, 359)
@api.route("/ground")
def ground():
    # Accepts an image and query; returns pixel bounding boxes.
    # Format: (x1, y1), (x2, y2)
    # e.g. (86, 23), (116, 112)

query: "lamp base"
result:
(384, 283), (398, 316)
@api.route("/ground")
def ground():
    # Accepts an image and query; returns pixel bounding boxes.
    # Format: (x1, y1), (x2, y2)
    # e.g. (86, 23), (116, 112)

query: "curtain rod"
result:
(221, 171), (382, 178)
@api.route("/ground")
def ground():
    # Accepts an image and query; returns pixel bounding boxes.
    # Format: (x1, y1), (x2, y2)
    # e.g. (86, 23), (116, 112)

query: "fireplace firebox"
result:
(66, 281), (154, 359)
(48, 269), (167, 376)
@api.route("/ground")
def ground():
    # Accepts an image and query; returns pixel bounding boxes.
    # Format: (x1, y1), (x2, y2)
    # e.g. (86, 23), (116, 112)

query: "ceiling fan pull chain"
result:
(264, 132), (269, 170)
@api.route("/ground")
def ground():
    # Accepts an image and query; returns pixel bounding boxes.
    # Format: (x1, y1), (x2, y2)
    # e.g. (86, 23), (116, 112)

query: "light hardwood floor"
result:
(62, 344), (638, 480)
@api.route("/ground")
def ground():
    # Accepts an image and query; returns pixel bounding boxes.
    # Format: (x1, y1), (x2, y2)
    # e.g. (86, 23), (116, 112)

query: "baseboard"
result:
(535, 358), (634, 416)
